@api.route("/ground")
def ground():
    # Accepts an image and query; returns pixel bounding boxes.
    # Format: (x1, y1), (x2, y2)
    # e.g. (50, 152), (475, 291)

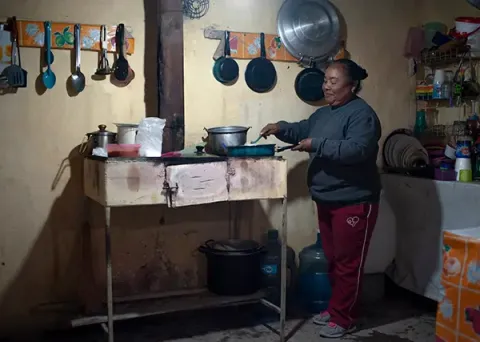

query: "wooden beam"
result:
(158, 0), (185, 152)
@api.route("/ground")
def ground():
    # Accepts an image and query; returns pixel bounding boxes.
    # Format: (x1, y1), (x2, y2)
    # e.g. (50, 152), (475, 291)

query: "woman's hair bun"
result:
(333, 59), (368, 81)
(356, 67), (368, 81)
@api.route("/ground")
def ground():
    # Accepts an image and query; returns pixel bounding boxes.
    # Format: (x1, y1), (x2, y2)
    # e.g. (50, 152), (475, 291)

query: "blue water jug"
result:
(298, 232), (332, 313)
(261, 229), (297, 305)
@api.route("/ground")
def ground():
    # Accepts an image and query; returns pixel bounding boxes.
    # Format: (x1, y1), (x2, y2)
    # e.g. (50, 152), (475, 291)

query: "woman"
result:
(260, 59), (381, 338)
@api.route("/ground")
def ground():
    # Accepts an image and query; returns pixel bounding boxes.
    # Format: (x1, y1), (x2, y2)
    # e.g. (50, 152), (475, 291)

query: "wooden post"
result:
(158, 0), (185, 152)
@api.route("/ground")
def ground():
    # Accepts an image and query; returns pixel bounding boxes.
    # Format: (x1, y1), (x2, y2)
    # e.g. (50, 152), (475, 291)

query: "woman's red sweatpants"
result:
(316, 202), (379, 329)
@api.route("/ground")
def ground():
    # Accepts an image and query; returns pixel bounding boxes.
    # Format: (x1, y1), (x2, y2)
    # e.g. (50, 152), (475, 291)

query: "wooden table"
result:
(76, 156), (289, 342)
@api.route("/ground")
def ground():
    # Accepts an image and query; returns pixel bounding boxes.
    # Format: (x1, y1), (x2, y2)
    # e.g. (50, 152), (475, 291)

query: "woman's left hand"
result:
(292, 138), (313, 152)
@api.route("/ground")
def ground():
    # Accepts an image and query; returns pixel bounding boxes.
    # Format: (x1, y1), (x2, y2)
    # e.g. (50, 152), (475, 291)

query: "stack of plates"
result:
(384, 132), (429, 168)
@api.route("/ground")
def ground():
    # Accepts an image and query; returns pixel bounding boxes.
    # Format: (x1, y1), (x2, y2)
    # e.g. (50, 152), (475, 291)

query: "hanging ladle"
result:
(95, 25), (111, 76)
(42, 21), (56, 89)
(112, 23), (129, 81)
(70, 23), (85, 93)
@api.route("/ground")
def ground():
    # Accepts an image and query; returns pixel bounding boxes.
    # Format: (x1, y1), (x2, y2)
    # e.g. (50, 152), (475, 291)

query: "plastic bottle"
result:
(297, 232), (332, 313)
(261, 229), (296, 305)
(432, 80), (443, 99)
(432, 69), (445, 99)
(414, 110), (427, 137)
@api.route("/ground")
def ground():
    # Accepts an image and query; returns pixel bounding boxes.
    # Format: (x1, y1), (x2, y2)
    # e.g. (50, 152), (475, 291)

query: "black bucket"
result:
(199, 239), (265, 296)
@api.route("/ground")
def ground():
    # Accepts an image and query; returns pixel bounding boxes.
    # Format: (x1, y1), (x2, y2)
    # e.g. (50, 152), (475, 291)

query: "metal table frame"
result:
(75, 157), (289, 342)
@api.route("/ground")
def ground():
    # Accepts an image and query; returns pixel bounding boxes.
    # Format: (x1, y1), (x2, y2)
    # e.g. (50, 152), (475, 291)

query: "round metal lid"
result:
(204, 239), (260, 253)
(87, 124), (116, 136)
(206, 126), (250, 134)
(277, 0), (341, 61)
(114, 123), (139, 128)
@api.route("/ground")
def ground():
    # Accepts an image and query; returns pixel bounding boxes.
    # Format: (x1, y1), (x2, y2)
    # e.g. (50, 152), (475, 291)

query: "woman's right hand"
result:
(260, 123), (280, 137)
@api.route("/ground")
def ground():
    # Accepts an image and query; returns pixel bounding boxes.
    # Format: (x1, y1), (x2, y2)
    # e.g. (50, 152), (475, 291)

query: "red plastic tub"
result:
(107, 144), (140, 157)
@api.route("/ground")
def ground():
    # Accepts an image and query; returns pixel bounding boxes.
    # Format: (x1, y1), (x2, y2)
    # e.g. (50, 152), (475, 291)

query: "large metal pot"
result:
(203, 126), (250, 156)
(277, 0), (341, 63)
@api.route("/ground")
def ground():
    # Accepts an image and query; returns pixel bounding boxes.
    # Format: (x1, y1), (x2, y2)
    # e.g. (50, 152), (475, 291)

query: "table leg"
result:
(105, 206), (114, 342)
(279, 196), (287, 342)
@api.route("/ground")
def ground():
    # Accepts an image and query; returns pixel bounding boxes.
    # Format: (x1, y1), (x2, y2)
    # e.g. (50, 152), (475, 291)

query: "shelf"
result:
(71, 290), (266, 327)
(419, 46), (476, 67)
(417, 99), (452, 110)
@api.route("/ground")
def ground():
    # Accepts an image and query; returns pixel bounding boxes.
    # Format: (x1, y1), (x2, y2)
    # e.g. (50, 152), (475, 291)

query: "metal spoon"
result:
(70, 24), (85, 93)
(42, 21), (56, 89)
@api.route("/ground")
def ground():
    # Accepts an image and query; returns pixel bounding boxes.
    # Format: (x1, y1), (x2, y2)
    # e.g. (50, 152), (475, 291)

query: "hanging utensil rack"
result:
(204, 28), (346, 63)
(3, 19), (135, 54)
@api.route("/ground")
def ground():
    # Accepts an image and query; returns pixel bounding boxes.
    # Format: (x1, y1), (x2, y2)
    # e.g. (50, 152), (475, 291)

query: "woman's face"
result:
(322, 64), (354, 106)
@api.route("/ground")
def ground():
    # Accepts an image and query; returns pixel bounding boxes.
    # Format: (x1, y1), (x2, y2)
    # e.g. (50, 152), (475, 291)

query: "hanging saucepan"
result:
(295, 59), (325, 102)
(245, 33), (277, 93)
(213, 31), (239, 85)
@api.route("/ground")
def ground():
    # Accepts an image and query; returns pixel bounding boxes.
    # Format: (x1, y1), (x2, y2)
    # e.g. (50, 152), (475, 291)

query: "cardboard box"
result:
(436, 228), (480, 342)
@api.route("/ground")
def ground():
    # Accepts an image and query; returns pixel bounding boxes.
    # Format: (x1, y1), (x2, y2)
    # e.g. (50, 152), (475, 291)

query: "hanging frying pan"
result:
(467, 0), (480, 10)
(213, 31), (239, 84)
(245, 33), (277, 93)
(295, 60), (325, 102)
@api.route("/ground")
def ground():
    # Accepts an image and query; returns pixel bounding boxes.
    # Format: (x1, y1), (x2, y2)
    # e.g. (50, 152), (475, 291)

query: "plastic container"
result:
(414, 110), (427, 136)
(432, 70), (445, 99)
(455, 17), (480, 55)
(435, 161), (456, 181)
(106, 144), (141, 157)
(115, 123), (138, 144)
(456, 138), (472, 158)
(297, 232), (332, 313)
(455, 158), (473, 182)
(261, 229), (296, 304)
(424, 22), (448, 48)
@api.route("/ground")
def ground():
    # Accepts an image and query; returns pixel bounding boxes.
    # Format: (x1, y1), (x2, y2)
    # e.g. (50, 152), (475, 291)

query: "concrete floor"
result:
(31, 284), (437, 342)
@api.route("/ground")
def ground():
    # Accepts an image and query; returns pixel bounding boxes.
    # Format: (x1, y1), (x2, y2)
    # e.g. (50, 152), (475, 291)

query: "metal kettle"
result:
(80, 124), (116, 155)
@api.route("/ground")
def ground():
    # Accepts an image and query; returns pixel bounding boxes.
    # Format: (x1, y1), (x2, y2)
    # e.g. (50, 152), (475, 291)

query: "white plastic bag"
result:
(136, 118), (166, 157)
(92, 147), (108, 157)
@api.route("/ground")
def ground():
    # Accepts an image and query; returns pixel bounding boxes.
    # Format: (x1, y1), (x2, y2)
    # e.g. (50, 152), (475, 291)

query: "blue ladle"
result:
(42, 21), (56, 89)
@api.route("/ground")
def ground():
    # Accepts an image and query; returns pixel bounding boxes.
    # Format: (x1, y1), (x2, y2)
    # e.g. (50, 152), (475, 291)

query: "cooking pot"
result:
(203, 126), (250, 156)
(115, 123), (138, 144)
(199, 239), (264, 295)
(80, 124), (116, 155)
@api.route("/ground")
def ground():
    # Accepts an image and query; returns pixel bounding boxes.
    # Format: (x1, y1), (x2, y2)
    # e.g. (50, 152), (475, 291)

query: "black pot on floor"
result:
(199, 239), (265, 296)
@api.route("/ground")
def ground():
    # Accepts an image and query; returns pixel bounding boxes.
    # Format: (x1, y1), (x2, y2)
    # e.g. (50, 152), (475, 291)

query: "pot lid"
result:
(87, 124), (116, 136)
(114, 123), (139, 128)
(277, 0), (341, 61)
(204, 239), (260, 252)
(205, 126), (250, 134)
